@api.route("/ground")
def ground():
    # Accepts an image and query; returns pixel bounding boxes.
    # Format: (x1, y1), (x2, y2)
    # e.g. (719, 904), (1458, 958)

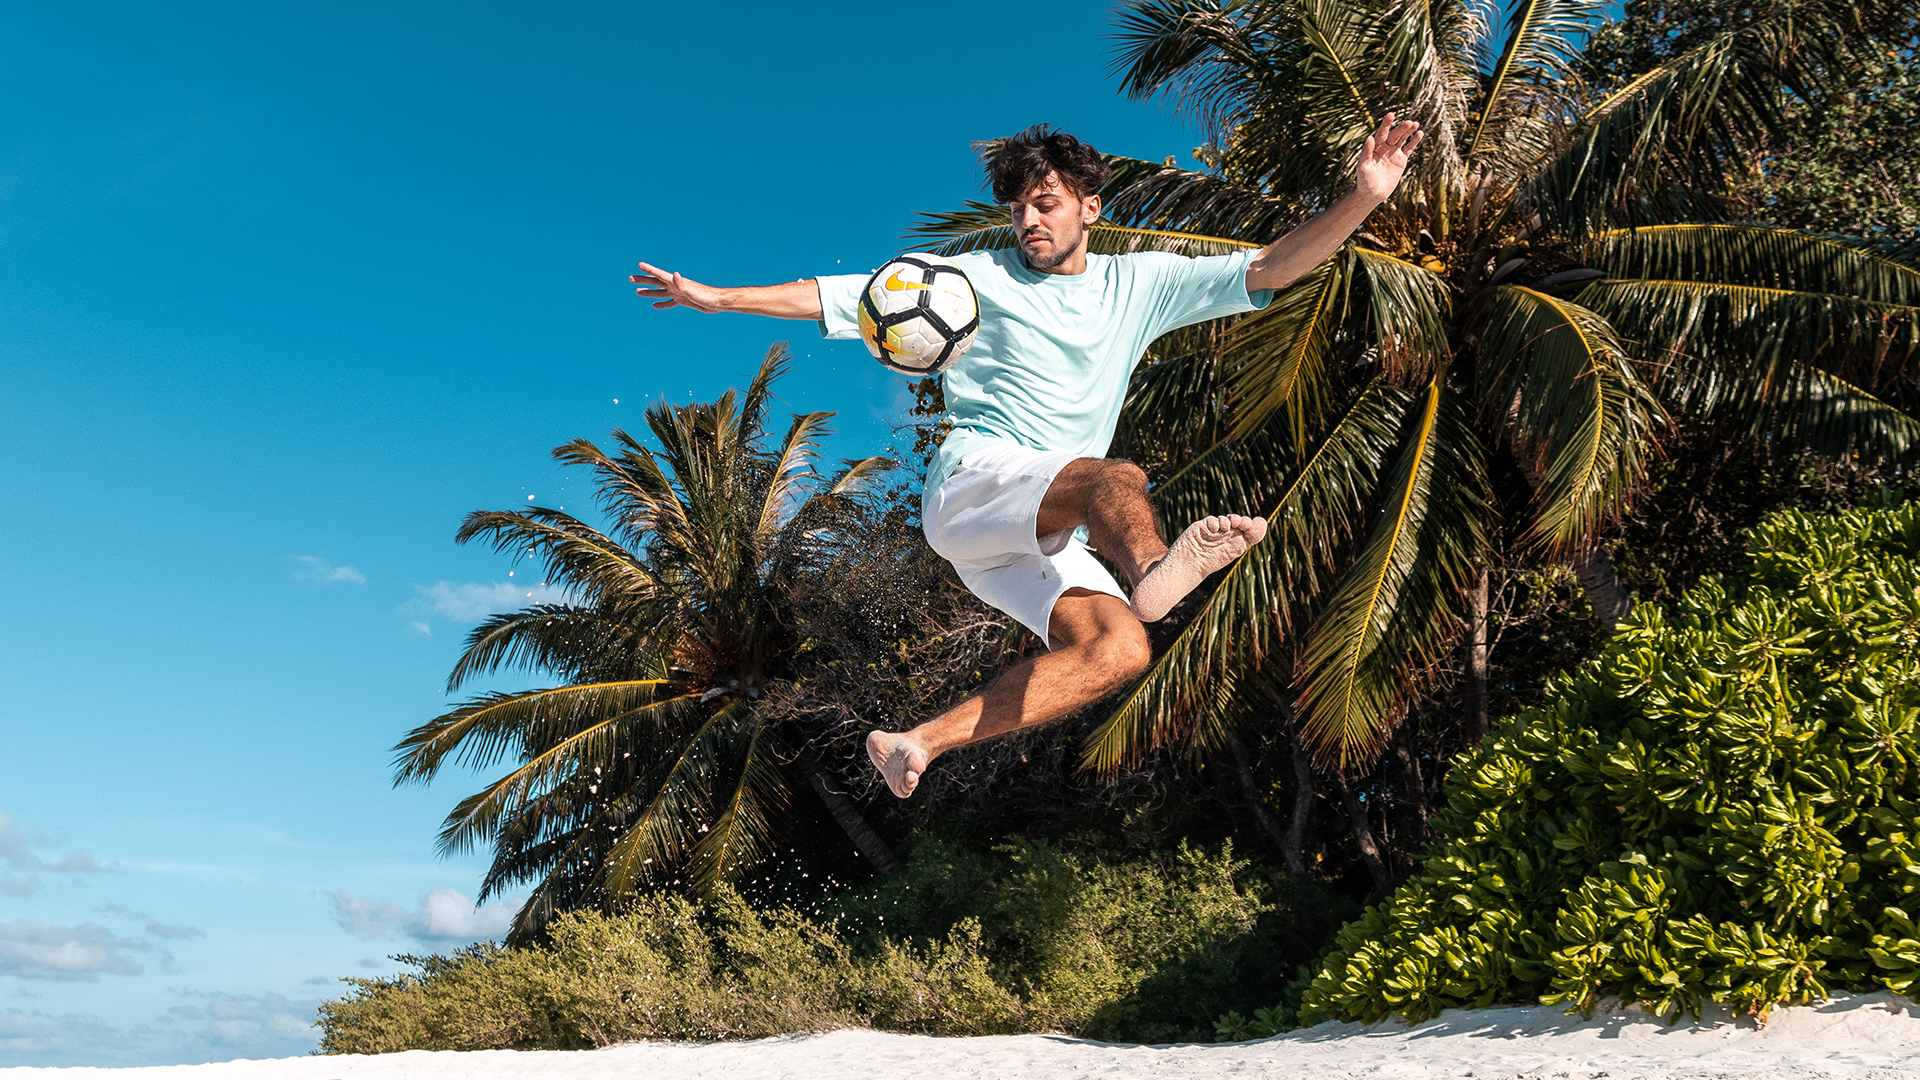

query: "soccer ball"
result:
(856, 254), (979, 376)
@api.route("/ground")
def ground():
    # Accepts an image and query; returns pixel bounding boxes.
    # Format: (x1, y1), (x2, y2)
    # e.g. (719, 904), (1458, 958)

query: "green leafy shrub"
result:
(836, 835), (1328, 1042)
(314, 943), (578, 1052)
(1297, 501), (1920, 1026)
(317, 837), (1330, 1051)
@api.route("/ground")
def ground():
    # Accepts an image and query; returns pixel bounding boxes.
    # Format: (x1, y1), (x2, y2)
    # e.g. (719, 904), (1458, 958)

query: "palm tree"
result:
(393, 345), (900, 938)
(909, 0), (1920, 773)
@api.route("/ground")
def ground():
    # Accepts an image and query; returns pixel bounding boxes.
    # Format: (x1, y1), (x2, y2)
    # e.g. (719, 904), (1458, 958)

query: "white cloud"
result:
(95, 904), (203, 942)
(0, 921), (148, 981)
(329, 889), (519, 948)
(46, 852), (106, 874)
(415, 889), (518, 942)
(327, 892), (410, 939)
(0, 1009), (143, 1065)
(291, 555), (366, 584)
(0, 878), (36, 899)
(403, 580), (571, 624)
(408, 620), (431, 637)
(0, 990), (322, 1067)
(0, 816), (109, 878)
(0, 818), (33, 867)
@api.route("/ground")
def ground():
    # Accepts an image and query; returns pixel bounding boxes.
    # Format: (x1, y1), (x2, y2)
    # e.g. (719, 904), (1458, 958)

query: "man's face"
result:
(1009, 172), (1101, 272)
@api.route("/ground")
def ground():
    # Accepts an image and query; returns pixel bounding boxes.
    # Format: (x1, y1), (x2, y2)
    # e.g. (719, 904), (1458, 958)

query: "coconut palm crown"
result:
(392, 346), (896, 938)
(909, 0), (1920, 770)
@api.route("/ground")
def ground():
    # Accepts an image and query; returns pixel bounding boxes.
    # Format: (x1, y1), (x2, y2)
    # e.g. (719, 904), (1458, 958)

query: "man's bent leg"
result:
(866, 589), (1150, 798)
(1037, 458), (1269, 622)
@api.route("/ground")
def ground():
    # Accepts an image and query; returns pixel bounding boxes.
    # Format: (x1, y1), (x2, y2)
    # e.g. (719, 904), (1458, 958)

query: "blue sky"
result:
(0, 0), (1203, 1066)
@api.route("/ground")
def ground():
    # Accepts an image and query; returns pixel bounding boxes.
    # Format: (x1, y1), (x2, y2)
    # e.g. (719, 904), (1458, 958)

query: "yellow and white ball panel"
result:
(856, 253), (980, 377)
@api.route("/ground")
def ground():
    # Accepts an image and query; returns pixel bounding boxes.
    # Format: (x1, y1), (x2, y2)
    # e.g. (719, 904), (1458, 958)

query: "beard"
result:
(1022, 220), (1087, 270)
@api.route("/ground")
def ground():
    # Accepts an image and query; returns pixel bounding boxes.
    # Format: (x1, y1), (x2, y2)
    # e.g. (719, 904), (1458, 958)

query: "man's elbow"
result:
(1246, 265), (1298, 293)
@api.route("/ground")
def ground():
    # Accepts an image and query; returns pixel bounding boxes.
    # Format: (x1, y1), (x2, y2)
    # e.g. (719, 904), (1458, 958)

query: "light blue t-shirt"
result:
(816, 246), (1272, 507)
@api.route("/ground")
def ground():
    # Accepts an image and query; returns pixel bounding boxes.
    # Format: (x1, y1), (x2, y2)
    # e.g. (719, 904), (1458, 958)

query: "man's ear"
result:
(1082, 193), (1102, 224)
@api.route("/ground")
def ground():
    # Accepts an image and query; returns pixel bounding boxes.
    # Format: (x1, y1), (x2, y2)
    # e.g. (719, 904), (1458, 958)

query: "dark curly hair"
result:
(989, 125), (1111, 204)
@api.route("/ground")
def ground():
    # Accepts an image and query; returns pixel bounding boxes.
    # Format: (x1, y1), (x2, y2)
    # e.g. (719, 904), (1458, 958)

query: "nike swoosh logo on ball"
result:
(883, 271), (932, 292)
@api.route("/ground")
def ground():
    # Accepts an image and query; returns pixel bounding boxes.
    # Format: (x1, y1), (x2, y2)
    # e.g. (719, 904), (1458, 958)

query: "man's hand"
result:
(632, 261), (725, 312)
(1355, 113), (1424, 202)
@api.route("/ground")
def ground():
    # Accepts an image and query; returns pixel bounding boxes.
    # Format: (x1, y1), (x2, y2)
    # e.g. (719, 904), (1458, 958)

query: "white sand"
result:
(9, 992), (1920, 1079)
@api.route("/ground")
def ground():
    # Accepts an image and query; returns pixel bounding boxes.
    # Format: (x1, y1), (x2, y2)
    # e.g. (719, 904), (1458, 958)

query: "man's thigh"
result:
(951, 543), (1129, 649)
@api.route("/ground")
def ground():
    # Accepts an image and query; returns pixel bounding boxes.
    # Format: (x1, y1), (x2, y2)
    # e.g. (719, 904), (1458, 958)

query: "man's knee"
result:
(1088, 620), (1153, 683)
(1095, 459), (1149, 497)
(1049, 591), (1153, 682)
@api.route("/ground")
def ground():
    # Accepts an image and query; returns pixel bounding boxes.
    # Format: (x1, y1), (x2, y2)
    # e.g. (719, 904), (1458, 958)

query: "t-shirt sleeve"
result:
(814, 273), (868, 340)
(1144, 248), (1274, 335)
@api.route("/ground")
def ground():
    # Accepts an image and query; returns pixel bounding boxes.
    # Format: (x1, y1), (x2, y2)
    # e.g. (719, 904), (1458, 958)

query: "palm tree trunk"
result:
(1263, 686), (1317, 876)
(1392, 737), (1429, 846)
(1226, 733), (1293, 868)
(1332, 771), (1391, 892)
(1574, 545), (1634, 630)
(1285, 726), (1315, 877)
(1466, 566), (1490, 741)
(799, 754), (902, 875)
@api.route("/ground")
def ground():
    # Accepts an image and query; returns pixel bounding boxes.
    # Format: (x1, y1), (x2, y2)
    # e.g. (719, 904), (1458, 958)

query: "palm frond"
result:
(1466, 0), (1605, 163)
(685, 725), (792, 894)
(1100, 154), (1305, 243)
(1295, 371), (1487, 769)
(1374, 0), (1478, 190)
(1472, 285), (1662, 552)
(904, 201), (1254, 258)
(601, 700), (758, 896)
(1085, 379), (1418, 771)
(393, 680), (688, 783)
(757, 410), (835, 544)
(1296, 0), (1382, 152)
(1577, 278), (1920, 400)
(823, 456), (896, 500)
(1352, 247), (1452, 381)
(1229, 251), (1353, 441)
(457, 506), (661, 609)
(1586, 224), (1920, 306)
(428, 689), (700, 857)
(1118, 343), (1235, 492)
(739, 344), (790, 443)
(1108, 0), (1302, 136)
(446, 605), (670, 693)
(1511, 2), (1864, 235)
(1763, 366), (1920, 463)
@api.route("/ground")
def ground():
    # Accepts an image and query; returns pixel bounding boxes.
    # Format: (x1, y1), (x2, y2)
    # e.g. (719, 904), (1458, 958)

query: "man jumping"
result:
(633, 116), (1423, 799)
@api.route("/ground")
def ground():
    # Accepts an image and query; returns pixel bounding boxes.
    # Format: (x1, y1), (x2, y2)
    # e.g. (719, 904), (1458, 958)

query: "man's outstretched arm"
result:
(1244, 113), (1425, 293)
(631, 261), (824, 320)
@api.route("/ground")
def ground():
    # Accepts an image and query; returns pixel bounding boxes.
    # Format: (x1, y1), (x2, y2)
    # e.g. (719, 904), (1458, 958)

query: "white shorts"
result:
(922, 442), (1129, 648)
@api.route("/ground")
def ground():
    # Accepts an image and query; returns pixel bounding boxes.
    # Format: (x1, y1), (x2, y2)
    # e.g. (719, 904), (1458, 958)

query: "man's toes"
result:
(893, 759), (923, 799)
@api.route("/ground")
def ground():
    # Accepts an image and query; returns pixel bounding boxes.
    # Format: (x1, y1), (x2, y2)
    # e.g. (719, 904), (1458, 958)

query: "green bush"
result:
(317, 837), (1333, 1051)
(1297, 500), (1920, 1026)
(833, 835), (1332, 1042)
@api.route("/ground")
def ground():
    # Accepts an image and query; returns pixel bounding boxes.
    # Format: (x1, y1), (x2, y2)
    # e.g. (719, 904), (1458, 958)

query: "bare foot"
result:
(866, 730), (930, 799)
(1129, 514), (1269, 622)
